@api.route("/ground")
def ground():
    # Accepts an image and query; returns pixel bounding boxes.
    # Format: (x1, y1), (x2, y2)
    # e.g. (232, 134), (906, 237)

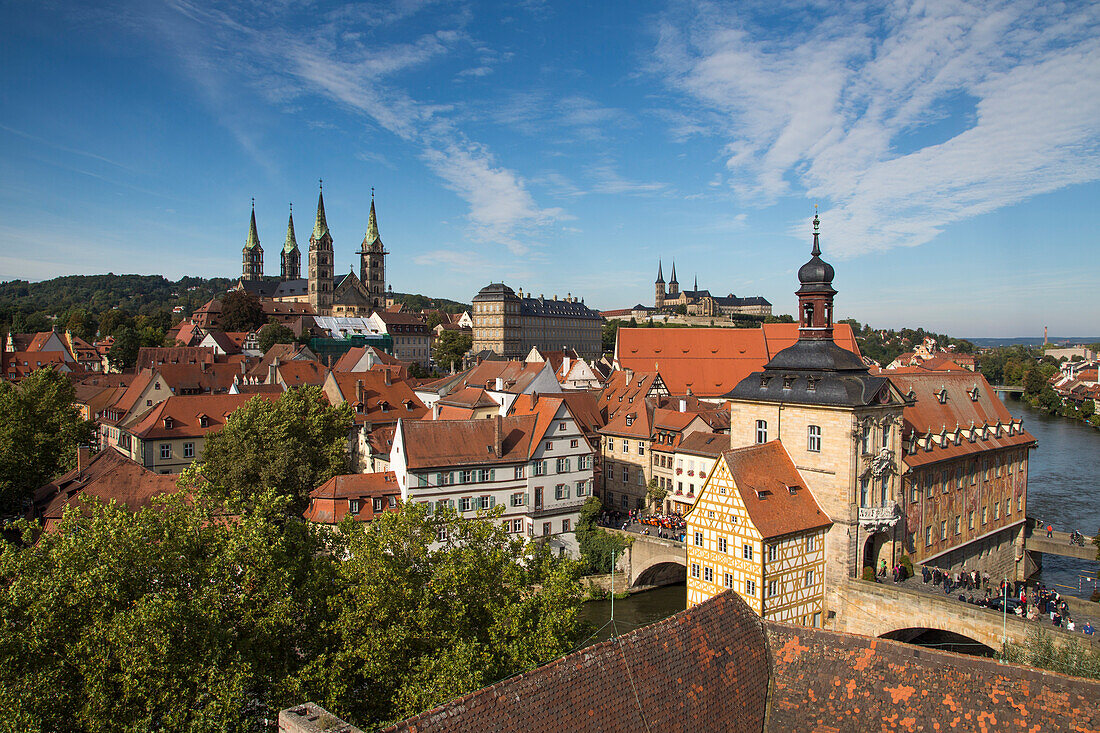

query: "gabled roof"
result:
(136, 347), (216, 370)
(600, 397), (655, 439)
(508, 393), (595, 456)
(675, 431), (732, 458)
(276, 360), (330, 388)
(155, 362), (242, 393)
(616, 324), (860, 398)
(2, 351), (67, 380)
(34, 449), (180, 529)
(201, 331), (244, 355)
(598, 369), (665, 420)
(102, 370), (155, 421)
(438, 387), (499, 409)
(248, 343), (315, 379)
(326, 371), (427, 425)
(711, 441), (832, 539)
(304, 471), (400, 524)
(399, 416), (537, 469)
(128, 393), (275, 440)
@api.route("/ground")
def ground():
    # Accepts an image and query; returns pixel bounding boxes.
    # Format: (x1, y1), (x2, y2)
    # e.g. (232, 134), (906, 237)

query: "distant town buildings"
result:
(471, 283), (602, 360)
(653, 261), (772, 317)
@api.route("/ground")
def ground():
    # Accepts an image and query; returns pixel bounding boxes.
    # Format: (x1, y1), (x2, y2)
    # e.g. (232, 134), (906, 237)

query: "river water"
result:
(580, 395), (1100, 633)
(1005, 394), (1100, 598)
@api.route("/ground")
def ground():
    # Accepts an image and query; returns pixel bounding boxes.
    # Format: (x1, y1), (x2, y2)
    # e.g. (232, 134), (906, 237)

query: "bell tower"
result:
(241, 199), (263, 281)
(358, 188), (388, 312)
(654, 261), (666, 309)
(796, 211), (837, 341)
(281, 204), (301, 281)
(308, 180), (334, 315)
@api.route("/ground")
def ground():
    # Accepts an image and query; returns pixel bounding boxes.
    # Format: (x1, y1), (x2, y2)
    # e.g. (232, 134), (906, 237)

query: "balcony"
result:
(858, 503), (901, 530)
(529, 499), (588, 518)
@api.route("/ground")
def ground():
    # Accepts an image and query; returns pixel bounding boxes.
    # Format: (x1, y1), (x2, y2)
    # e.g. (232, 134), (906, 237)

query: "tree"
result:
(574, 496), (628, 574)
(257, 323), (295, 353)
(315, 503), (585, 728)
(0, 368), (96, 514)
(220, 290), (265, 332)
(645, 478), (667, 510)
(432, 330), (472, 372)
(0, 491), (338, 732)
(65, 309), (99, 342)
(108, 325), (141, 370)
(1024, 367), (1046, 397)
(601, 320), (620, 353)
(180, 387), (354, 514)
(424, 311), (447, 330)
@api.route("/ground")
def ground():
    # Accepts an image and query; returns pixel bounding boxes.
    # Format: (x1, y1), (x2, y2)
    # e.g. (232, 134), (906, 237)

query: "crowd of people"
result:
(596, 509), (687, 542)
(917, 566), (1096, 637)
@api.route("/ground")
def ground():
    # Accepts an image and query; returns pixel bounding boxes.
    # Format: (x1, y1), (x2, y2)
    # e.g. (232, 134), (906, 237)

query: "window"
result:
(622, 466), (630, 483)
(479, 496), (492, 510)
(349, 499), (361, 514)
(691, 563), (700, 579)
(514, 465), (525, 480)
(861, 426), (871, 454)
(559, 422), (566, 432)
(909, 482), (919, 503)
(545, 441), (553, 451)
(703, 567), (713, 582)
(1005, 498), (1011, 516)
(806, 535), (816, 552)
(743, 544), (753, 560)
(160, 444), (171, 460)
(718, 537), (728, 553)
(813, 612), (822, 628)
(881, 425), (890, 449)
(620, 494), (628, 509)
(767, 544), (778, 562)
(755, 420), (768, 444)
(183, 442), (194, 459)
(940, 520), (947, 540)
(570, 439), (578, 448)
(982, 506), (988, 524)
(1017, 495), (1023, 513)
(542, 522), (551, 536)
(479, 469), (494, 482)
(460, 470), (474, 484)
(954, 515), (961, 535)
(534, 461), (546, 476)
(556, 457), (571, 473)
(807, 425), (821, 453)
(555, 484), (570, 500)
(562, 518), (571, 533)
(622, 440), (629, 453)
(576, 480), (587, 496)
(511, 492), (526, 507)
(745, 580), (756, 595)
(768, 580), (778, 598)
(637, 441), (645, 455)
(723, 573), (733, 589)
(459, 497), (472, 512)
(994, 502), (1000, 520)
(805, 570), (815, 587)
(437, 527), (449, 542)
(941, 470), (949, 494)
(694, 531), (703, 547)
(925, 525), (932, 546)
(512, 518), (524, 533)
(418, 474), (428, 488)
(860, 476), (869, 507)
(579, 455), (590, 470)
(373, 497), (383, 512)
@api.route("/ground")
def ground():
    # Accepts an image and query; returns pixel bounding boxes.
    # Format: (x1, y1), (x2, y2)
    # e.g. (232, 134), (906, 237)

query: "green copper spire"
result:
(363, 188), (381, 248)
(245, 198), (261, 250)
(283, 204), (298, 254)
(313, 180), (330, 241)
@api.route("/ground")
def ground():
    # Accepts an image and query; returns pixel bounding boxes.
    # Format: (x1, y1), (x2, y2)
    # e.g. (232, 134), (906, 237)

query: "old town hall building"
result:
(237, 184), (388, 317)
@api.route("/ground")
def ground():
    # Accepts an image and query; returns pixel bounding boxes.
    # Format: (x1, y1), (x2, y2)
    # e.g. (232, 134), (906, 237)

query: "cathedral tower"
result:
(668, 261), (680, 299)
(654, 261), (666, 309)
(308, 182), (334, 315)
(358, 189), (388, 311)
(241, 199), (263, 281)
(281, 204), (301, 281)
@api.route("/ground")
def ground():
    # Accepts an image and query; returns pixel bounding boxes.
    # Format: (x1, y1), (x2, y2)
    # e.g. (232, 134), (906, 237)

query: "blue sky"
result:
(1, 0), (1097, 337)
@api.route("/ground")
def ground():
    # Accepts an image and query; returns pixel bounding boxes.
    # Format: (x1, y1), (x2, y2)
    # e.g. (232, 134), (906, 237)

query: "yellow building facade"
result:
(686, 442), (830, 626)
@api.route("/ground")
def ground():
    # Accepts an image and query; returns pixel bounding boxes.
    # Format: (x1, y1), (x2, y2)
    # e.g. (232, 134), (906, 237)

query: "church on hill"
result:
(653, 261), (772, 318)
(235, 183), (389, 317)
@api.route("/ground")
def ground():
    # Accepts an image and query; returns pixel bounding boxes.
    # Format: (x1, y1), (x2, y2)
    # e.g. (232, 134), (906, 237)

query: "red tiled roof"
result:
(128, 393), (275, 440)
(332, 346), (407, 373)
(600, 398), (655, 439)
(399, 416), (536, 469)
(599, 369), (664, 420)
(2, 351), (67, 380)
(304, 471), (401, 524)
(276, 360), (330, 387)
(34, 449), (180, 531)
(615, 324), (860, 397)
(155, 362), (243, 393)
(675, 431), (732, 458)
(326, 371), (427, 425)
(714, 441), (832, 539)
(438, 387), (499, 409)
(136, 347), (216, 370)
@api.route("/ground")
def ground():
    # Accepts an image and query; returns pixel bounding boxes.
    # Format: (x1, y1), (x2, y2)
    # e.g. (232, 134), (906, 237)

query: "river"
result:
(580, 395), (1100, 635)
(1005, 394), (1100, 598)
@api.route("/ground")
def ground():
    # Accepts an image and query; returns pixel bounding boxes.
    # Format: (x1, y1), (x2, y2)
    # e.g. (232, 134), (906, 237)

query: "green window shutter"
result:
(490, 469), (496, 481)
(490, 496), (496, 508)
(436, 473), (443, 486)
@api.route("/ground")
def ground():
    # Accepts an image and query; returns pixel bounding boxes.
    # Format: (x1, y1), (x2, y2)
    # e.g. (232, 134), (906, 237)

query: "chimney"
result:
(432, 402), (440, 420)
(76, 445), (90, 475)
(384, 370), (391, 386)
(561, 355), (570, 375)
(624, 368), (634, 384)
(495, 377), (504, 391)
(553, 294), (558, 301)
(679, 399), (686, 412)
(493, 414), (503, 458)
(567, 293), (571, 301)
(268, 357), (279, 385)
(356, 380), (364, 403)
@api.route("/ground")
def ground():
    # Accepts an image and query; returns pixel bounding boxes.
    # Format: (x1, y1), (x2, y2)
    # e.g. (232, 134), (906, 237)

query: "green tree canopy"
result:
(316, 504), (585, 727)
(574, 496), (628, 574)
(257, 322), (296, 353)
(107, 325), (141, 370)
(0, 368), (96, 514)
(180, 387), (354, 513)
(220, 290), (265, 332)
(432, 330), (472, 372)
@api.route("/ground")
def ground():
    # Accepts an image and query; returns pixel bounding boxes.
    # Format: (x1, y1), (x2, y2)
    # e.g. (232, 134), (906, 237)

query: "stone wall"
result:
(279, 703), (364, 733)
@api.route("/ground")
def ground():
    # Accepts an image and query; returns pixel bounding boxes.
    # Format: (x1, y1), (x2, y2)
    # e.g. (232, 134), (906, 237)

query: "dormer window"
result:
(936, 388), (947, 404)
(783, 376), (794, 390)
(163, 417), (173, 429)
(199, 415), (209, 429)
(625, 414), (634, 427)
(349, 499), (361, 514)
(760, 376), (771, 388)
(970, 388), (979, 402)
(807, 376), (817, 391)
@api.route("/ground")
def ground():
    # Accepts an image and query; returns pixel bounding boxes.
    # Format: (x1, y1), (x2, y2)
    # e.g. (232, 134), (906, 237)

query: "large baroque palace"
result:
(237, 183), (388, 317)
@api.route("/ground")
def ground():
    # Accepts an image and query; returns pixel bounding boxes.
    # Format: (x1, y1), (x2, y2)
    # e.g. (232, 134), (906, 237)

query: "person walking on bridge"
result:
(1047, 523), (1054, 538)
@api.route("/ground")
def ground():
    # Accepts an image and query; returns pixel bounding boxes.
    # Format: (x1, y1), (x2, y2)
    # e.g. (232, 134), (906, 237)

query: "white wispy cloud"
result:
(654, 0), (1100, 256)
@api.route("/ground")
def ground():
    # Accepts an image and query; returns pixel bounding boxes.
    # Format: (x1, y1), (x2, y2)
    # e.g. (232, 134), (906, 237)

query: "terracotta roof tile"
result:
(400, 416), (537, 469)
(304, 471), (400, 524)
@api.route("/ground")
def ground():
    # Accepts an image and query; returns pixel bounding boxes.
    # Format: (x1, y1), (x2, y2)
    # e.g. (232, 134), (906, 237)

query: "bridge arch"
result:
(632, 560), (686, 588)
(879, 627), (997, 657)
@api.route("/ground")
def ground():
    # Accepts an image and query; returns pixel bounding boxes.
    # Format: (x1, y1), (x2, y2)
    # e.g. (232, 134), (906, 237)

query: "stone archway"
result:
(880, 628), (997, 657)
(863, 532), (890, 574)
(632, 561), (687, 588)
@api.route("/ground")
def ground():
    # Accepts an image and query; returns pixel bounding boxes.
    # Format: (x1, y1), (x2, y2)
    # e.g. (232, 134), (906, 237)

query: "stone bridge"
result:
(606, 532), (1095, 652)
(607, 529), (687, 588)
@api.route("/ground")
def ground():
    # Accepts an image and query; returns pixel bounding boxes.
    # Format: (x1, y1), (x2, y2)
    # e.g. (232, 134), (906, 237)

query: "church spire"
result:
(694, 274), (698, 292)
(656, 260), (664, 283)
(670, 261), (678, 284)
(363, 188), (381, 249)
(245, 198), (260, 250)
(313, 179), (330, 241)
(283, 204), (298, 253)
(811, 207), (821, 257)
